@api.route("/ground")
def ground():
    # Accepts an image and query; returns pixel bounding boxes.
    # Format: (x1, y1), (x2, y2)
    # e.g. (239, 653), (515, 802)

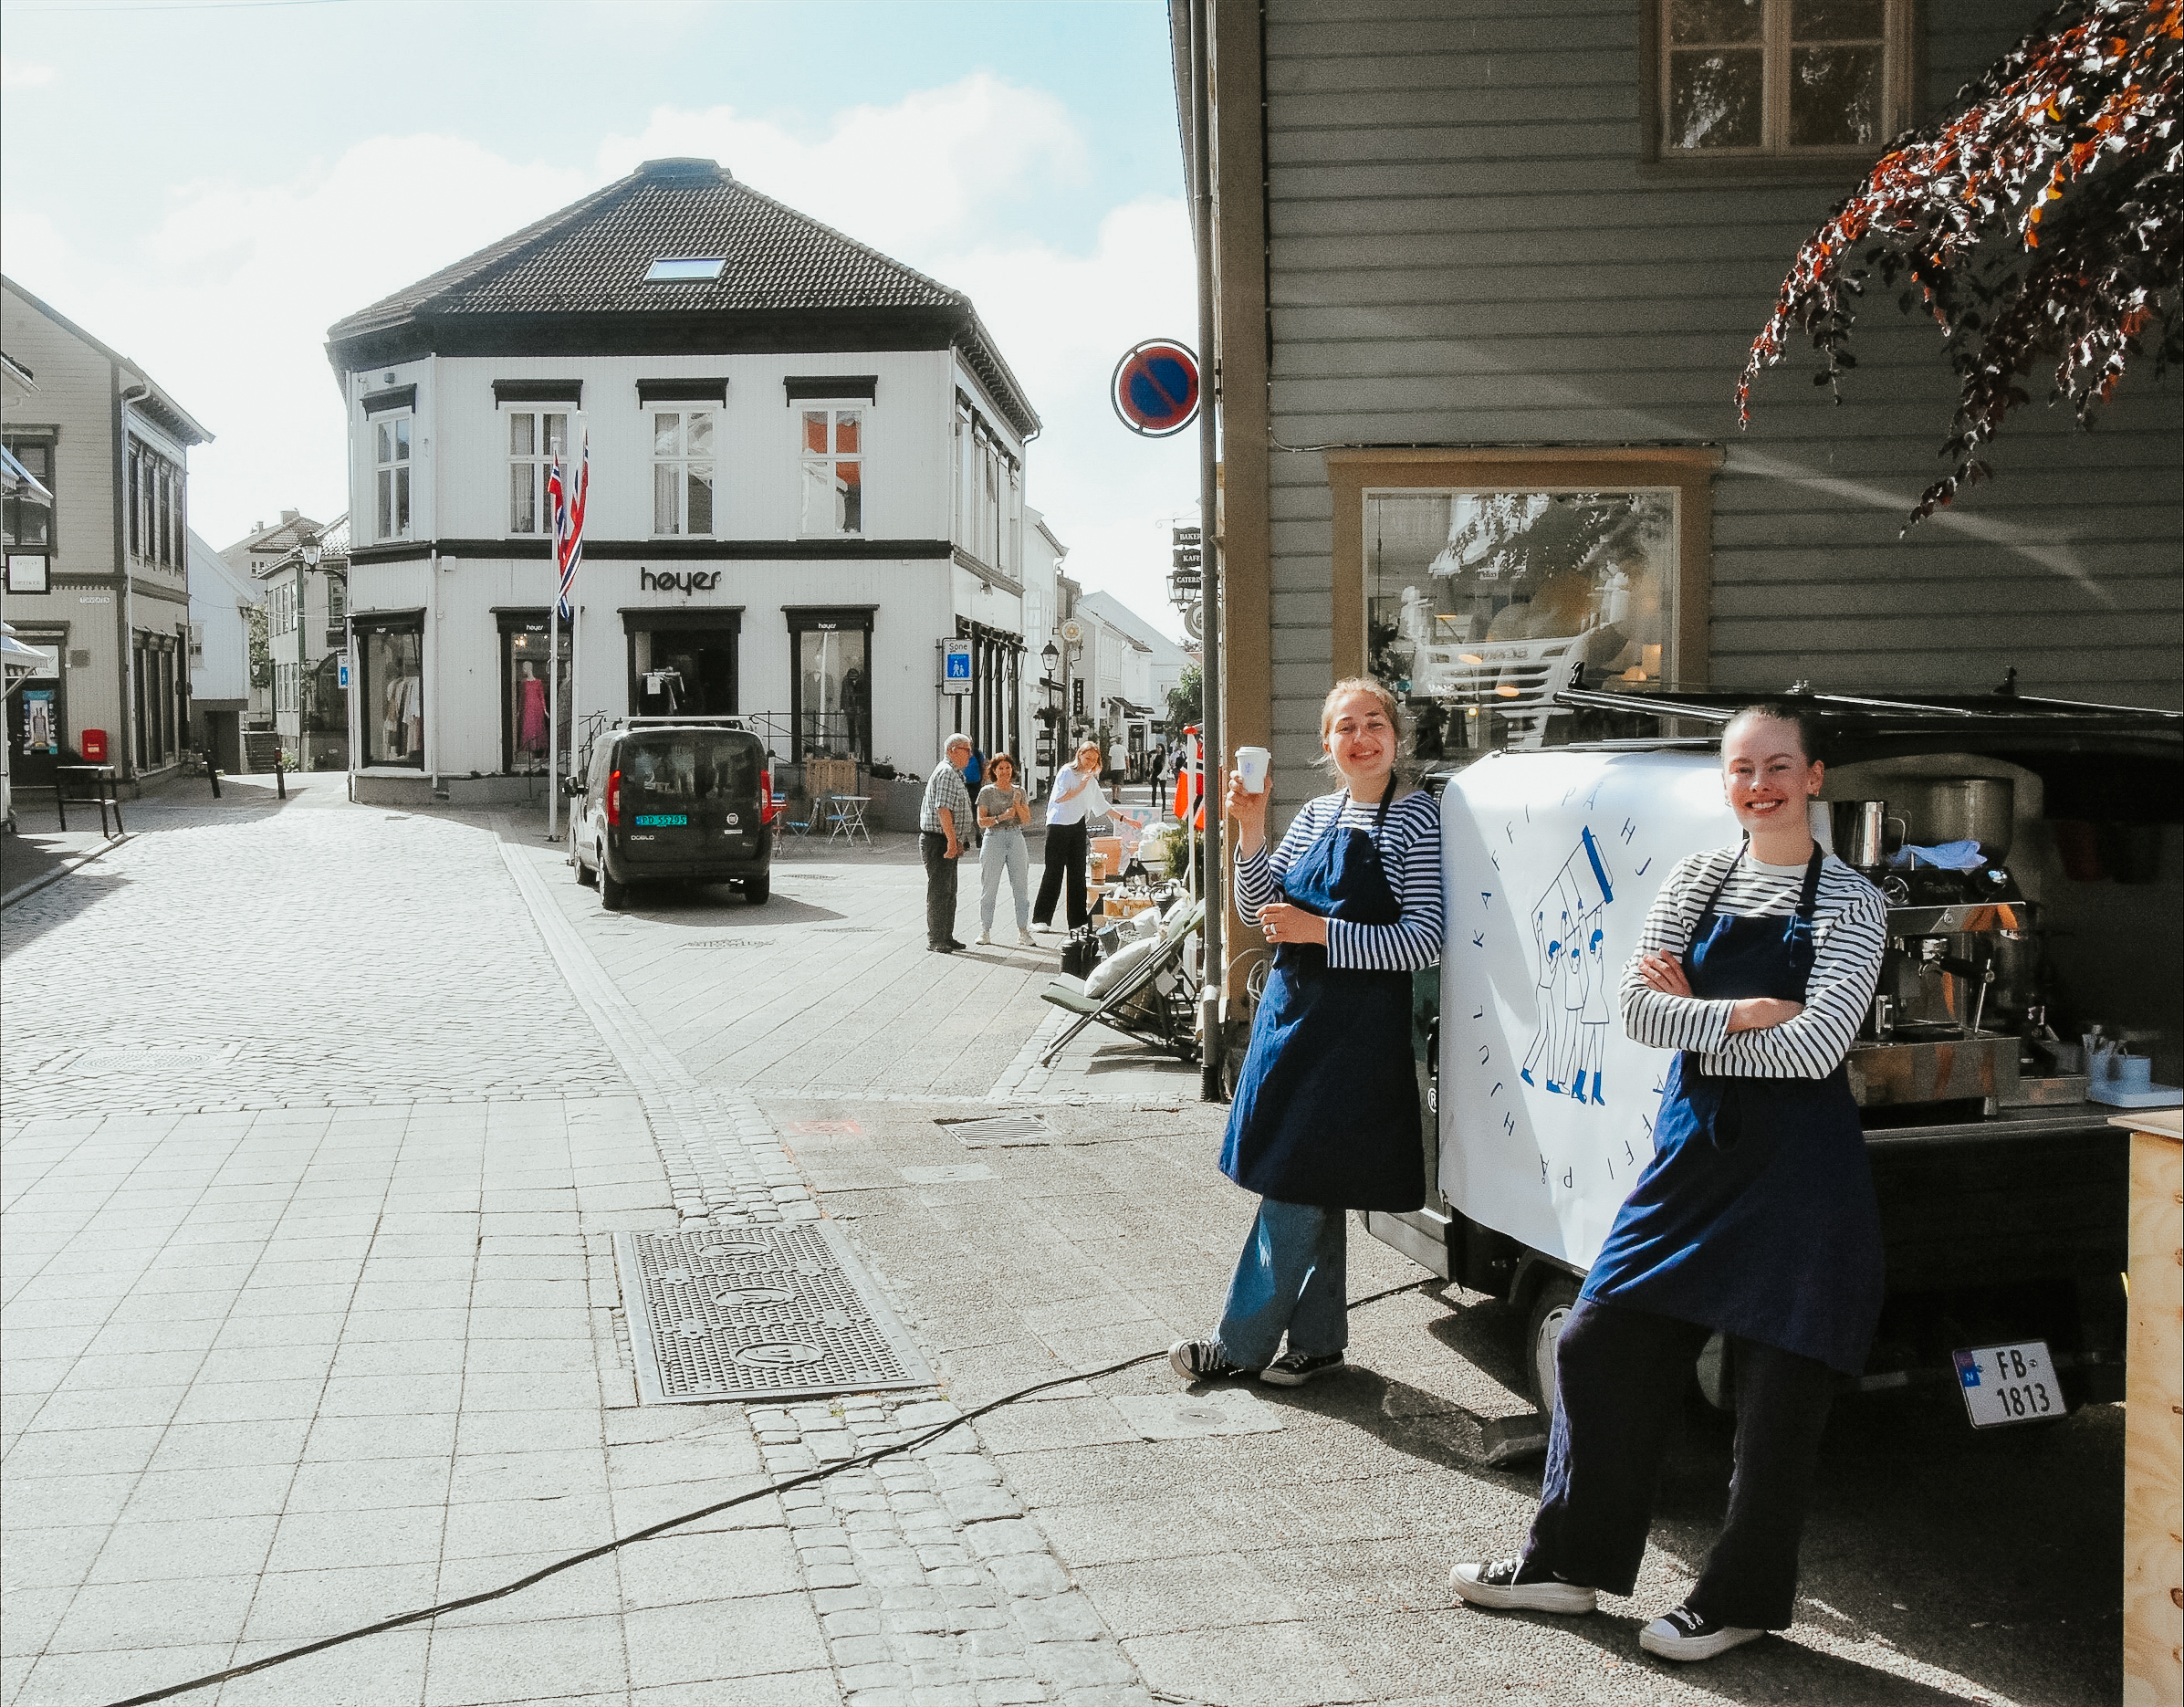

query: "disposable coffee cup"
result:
(1235, 746), (1271, 793)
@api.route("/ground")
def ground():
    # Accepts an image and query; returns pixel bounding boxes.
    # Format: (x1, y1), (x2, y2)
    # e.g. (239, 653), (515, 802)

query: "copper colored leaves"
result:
(1739, 0), (2183, 527)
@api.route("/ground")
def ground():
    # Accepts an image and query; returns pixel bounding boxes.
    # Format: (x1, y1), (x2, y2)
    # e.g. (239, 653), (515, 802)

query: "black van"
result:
(569, 717), (773, 909)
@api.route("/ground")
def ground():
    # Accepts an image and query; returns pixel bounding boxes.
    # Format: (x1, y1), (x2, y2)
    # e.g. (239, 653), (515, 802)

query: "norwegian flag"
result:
(547, 431), (589, 622)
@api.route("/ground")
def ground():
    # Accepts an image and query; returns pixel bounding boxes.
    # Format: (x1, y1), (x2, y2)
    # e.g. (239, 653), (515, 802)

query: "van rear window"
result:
(620, 734), (759, 807)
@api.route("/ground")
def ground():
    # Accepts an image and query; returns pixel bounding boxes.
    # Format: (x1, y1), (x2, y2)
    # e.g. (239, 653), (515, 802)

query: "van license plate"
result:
(1953, 1340), (2058, 1428)
(634, 814), (688, 826)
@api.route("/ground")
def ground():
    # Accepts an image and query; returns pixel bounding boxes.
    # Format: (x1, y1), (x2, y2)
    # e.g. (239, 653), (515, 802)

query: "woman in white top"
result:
(1452, 702), (1888, 1665)
(1032, 739), (1109, 933)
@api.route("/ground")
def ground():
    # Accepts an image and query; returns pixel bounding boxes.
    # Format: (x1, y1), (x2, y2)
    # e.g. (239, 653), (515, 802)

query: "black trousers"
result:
(1031, 820), (1088, 929)
(921, 832), (960, 947)
(1520, 1295), (1835, 1630)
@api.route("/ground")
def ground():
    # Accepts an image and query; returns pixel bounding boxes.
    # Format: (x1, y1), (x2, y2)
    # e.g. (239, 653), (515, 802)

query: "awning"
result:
(0, 442), (54, 500)
(2, 627), (57, 688)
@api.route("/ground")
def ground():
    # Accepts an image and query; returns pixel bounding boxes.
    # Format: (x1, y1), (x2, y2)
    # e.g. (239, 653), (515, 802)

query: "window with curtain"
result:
(653, 412), (716, 535)
(507, 410), (569, 535)
(374, 415), (413, 541)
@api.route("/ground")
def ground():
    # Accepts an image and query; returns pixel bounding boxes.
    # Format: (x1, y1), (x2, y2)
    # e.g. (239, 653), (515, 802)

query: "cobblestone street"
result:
(0, 784), (2129, 1707)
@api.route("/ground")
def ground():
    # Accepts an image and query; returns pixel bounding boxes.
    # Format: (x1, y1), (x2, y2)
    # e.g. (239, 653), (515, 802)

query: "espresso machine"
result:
(1834, 783), (2033, 1112)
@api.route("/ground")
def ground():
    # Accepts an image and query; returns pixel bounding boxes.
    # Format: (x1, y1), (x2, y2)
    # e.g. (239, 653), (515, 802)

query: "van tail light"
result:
(760, 768), (778, 824)
(607, 769), (622, 827)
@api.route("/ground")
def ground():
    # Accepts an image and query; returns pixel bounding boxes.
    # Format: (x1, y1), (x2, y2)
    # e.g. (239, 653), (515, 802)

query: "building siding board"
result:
(1249, 0), (2181, 715)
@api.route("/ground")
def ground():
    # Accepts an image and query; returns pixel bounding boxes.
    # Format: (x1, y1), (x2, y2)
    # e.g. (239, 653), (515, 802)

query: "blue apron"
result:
(1220, 786), (1425, 1212)
(1582, 843), (1884, 1374)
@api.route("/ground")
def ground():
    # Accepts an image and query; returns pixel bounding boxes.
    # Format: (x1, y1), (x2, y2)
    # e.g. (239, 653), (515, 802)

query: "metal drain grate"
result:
(935, 1113), (1054, 1147)
(614, 1224), (932, 1405)
(675, 939), (775, 950)
(65, 1043), (241, 1073)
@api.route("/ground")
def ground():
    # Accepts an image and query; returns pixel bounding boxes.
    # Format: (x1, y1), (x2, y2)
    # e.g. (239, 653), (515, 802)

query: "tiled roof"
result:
(326, 160), (1036, 434)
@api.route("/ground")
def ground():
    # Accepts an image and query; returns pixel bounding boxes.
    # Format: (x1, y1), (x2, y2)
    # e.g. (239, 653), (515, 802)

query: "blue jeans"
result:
(1213, 1199), (1348, 1367)
(980, 827), (1029, 931)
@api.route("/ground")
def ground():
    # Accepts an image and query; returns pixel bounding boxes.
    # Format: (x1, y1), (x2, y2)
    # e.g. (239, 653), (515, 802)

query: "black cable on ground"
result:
(105, 1279), (1435, 1707)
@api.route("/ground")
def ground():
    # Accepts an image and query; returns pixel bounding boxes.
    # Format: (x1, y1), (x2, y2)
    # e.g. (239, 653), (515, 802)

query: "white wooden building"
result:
(323, 157), (1040, 807)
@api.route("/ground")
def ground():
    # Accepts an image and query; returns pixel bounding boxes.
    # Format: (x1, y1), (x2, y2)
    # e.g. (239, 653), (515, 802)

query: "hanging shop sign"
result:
(1110, 340), (1200, 438)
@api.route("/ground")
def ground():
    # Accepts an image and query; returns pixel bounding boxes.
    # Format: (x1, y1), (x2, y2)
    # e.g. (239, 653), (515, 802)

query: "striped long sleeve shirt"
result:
(1621, 843), (1888, 1079)
(1233, 789), (1445, 972)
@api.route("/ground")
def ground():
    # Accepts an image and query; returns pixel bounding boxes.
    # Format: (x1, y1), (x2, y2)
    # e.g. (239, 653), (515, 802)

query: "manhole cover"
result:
(64, 1043), (241, 1073)
(615, 1224), (931, 1405)
(676, 939), (774, 950)
(935, 1113), (1053, 1148)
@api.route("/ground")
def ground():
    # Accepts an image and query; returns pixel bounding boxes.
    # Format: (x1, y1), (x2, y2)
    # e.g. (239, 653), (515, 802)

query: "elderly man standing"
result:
(921, 735), (975, 954)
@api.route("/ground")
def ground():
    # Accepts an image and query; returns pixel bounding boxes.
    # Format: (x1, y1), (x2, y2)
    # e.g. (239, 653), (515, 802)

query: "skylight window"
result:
(645, 257), (726, 284)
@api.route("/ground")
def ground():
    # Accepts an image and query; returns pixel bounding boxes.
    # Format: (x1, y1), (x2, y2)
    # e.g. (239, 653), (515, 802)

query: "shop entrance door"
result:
(7, 634), (65, 786)
(626, 613), (740, 719)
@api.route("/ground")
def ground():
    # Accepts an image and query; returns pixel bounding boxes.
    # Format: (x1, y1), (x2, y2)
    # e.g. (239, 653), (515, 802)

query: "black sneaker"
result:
(1167, 1338), (1252, 1382)
(1259, 1350), (1344, 1387)
(1449, 1557), (1598, 1615)
(1638, 1604), (1763, 1661)
(928, 941), (957, 954)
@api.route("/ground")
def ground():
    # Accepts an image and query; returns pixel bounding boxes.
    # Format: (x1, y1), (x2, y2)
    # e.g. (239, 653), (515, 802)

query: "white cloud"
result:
(2, 58), (59, 90)
(0, 75), (1196, 638)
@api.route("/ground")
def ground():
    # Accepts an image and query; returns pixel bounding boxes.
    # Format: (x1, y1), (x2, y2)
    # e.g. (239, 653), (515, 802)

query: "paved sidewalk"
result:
(3, 785), (2126, 1707)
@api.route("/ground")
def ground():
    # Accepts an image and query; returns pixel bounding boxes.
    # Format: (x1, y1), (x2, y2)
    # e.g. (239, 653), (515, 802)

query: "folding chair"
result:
(1038, 898), (1204, 1066)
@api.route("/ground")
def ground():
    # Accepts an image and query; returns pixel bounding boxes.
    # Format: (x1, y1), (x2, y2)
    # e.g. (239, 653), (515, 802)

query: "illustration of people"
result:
(1520, 827), (1615, 1104)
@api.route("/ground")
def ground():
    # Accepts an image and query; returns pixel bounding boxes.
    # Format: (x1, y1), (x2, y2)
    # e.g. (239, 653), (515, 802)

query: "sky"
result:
(0, 0), (1199, 638)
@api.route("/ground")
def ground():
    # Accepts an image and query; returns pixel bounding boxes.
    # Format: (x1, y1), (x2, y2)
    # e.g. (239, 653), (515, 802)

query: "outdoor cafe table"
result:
(53, 764), (125, 837)
(825, 794), (873, 847)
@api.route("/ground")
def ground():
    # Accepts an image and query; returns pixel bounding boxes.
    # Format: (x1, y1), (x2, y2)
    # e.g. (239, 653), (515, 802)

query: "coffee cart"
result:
(1369, 687), (2182, 1423)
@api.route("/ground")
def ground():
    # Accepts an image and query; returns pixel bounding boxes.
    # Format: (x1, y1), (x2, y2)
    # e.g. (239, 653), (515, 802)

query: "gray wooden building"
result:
(1187, 0), (2183, 841)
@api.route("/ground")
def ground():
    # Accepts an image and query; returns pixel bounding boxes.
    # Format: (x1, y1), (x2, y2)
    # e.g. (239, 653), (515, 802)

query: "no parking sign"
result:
(1110, 340), (1199, 437)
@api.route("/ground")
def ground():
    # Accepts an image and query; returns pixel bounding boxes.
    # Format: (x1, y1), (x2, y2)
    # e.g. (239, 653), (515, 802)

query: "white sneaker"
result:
(1448, 1559), (1597, 1615)
(975, 930), (992, 946)
(1637, 1605), (1763, 1661)
(1018, 929), (1036, 947)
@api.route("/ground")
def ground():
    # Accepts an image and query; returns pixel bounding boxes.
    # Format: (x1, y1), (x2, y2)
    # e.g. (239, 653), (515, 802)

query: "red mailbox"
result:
(79, 728), (109, 763)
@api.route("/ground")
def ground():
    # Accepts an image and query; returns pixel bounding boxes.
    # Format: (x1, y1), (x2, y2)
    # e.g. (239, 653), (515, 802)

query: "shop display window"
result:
(1366, 489), (1677, 764)
(501, 618), (573, 773)
(361, 620), (424, 767)
(628, 623), (737, 719)
(789, 619), (871, 760)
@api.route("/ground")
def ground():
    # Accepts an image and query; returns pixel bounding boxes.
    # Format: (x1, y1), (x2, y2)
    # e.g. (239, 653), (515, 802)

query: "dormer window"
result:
(644, 257), (726, 284)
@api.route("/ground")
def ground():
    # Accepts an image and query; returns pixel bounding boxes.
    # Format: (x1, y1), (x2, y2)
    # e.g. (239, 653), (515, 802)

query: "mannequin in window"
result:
(517, 661), (549, 755)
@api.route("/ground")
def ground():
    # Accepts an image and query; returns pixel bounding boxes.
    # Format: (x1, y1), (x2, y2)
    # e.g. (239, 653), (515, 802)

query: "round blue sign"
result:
(1111, 340), (1200, 437)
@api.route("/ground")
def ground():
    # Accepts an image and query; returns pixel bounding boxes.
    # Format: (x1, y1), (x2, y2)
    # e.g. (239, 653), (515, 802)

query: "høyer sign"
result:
(641, 568), (723, 595)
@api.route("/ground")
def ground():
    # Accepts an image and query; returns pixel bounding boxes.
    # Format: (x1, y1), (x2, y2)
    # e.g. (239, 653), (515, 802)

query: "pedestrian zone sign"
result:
(942, 638), (973, 695)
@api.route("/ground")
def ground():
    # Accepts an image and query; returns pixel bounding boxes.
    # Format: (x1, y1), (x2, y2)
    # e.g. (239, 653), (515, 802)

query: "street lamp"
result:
(295, 530), (321, 770)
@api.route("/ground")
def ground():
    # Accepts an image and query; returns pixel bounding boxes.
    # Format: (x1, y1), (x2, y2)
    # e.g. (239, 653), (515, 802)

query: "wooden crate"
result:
(805, 758), (860, 801)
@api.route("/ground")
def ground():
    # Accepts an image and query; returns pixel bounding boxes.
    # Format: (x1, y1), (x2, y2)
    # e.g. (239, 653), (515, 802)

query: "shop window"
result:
(627, 620), (738, 719)
(800, 409), (862, 535)
(1330, 449), (1721, 769)
(374, 415), (413, 541)
(788, 613), (872, 761)
(500, 617), (573, 775)
(1653, 0), (1909, 160)
(360, 619), (424, 767)
(653, 412), (716, 536)
(507, 410), (569, 535)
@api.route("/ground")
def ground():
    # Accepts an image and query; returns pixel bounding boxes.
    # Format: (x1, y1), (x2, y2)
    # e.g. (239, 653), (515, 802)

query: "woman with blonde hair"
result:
(1170, 676), (1444, 1387)
(1032, 738), (1109, 935)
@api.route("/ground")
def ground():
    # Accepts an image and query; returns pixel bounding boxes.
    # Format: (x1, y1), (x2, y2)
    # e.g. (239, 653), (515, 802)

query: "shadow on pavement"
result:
(0, 863), (132, 956)
(611, 886), (846, 927)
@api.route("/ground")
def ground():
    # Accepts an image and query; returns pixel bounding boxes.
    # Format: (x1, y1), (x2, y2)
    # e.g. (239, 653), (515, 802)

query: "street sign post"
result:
(942, 638), (973, 696)
(1111, 340), (1200, 438)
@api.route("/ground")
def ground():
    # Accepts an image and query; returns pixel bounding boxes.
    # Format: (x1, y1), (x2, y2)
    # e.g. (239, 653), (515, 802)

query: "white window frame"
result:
(1655, 0), (1911, 161)
(507, 410), (569, 536)
(373, 413), (413, 542)
(799, 407), (864, 538)
(651, 410), (717, 537)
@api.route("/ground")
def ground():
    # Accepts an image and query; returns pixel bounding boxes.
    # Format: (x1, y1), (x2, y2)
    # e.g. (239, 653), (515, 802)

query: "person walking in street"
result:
(920, 735), (974, 954)
(1170, 678), (1443, 1388)
(1450, 702), (1888, 1664)
(1032, 738), (1109, 935)
(976, 752), (1036, 947)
